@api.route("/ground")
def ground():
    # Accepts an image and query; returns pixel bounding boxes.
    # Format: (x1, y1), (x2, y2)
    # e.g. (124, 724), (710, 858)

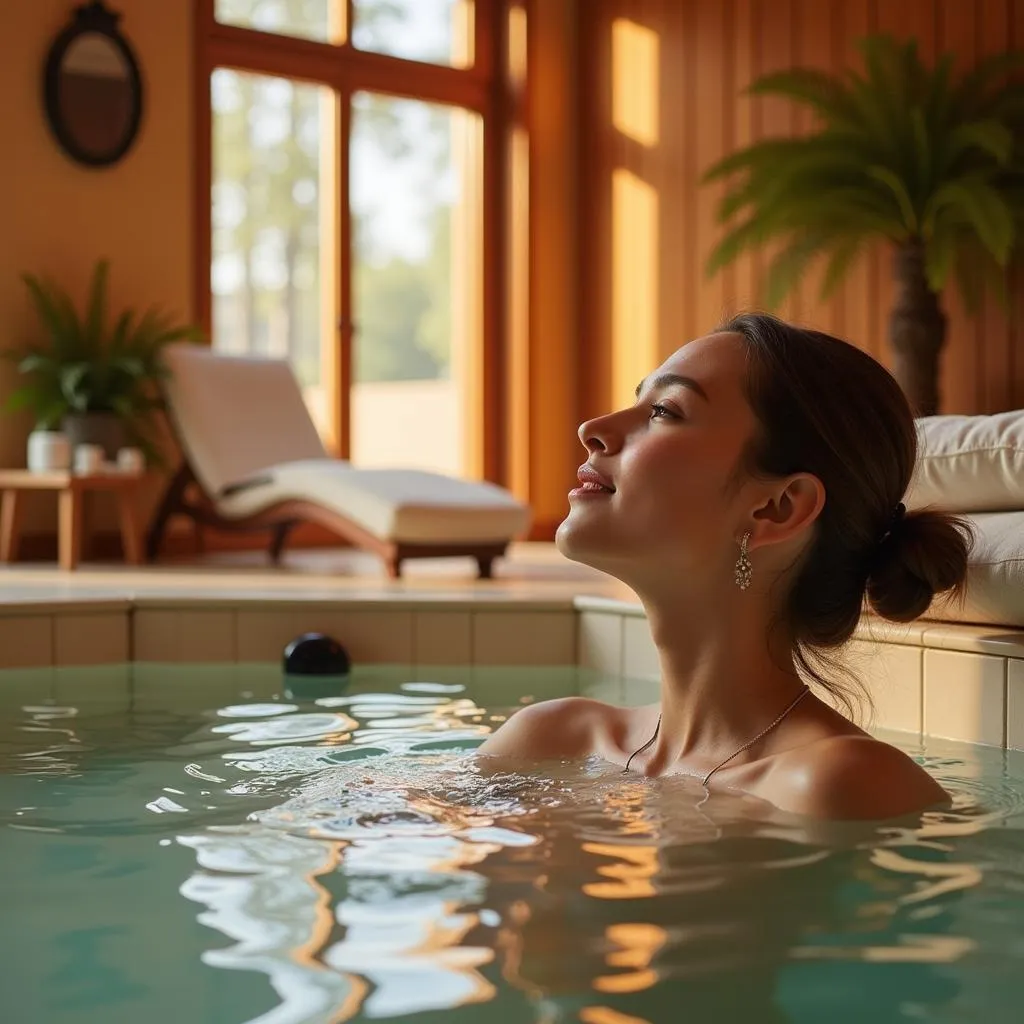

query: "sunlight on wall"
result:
(507, 4), (528, 91)
(612, 170), (659, 411)
(611, 18), (659, 148)
(507, 122), (531, 498)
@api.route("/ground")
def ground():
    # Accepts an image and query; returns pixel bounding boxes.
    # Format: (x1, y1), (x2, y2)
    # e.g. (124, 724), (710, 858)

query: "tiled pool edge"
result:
(2, 594), (1023, 751)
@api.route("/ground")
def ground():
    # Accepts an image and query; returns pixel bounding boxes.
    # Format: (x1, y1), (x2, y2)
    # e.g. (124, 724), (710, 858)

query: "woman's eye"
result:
(649, 402), (677, 421)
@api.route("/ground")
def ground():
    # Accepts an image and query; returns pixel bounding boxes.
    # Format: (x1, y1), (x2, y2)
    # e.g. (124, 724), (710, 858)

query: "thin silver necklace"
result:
(621, 685), (811, 786)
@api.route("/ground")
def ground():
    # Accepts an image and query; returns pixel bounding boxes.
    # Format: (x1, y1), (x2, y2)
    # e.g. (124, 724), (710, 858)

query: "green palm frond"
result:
(745, 68), (863, 129)
(704, 32), (1024, 312)
(6, 258), (204, 435)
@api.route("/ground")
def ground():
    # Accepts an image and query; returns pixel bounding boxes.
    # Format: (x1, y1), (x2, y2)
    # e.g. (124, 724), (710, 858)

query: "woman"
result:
(479, 313), (972, 820)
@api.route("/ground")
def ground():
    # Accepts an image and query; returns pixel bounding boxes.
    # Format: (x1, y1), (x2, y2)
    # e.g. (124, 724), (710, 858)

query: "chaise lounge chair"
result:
(146, 345), (531, 578)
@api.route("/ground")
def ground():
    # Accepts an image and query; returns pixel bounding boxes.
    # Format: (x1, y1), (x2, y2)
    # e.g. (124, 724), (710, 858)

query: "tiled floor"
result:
(0, 543), (635, 608)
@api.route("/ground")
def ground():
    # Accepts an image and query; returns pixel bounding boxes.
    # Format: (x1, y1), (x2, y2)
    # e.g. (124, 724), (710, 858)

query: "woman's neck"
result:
(630, 582), (807, 777)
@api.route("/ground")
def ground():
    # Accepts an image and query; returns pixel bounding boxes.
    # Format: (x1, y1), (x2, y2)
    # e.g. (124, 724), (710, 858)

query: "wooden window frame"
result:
(193, 0), (508, 481)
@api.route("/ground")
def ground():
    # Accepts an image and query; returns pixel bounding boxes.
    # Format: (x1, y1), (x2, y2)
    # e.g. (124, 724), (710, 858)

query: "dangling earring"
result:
(734, 531), (753, 590)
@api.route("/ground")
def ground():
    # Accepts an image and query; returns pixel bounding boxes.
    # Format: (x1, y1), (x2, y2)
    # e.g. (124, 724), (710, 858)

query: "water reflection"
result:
(2, 670), (1023, 1023)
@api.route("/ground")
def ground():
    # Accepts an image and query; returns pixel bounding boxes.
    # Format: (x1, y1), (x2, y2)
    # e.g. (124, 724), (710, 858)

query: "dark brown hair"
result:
(720, 312), (973, 718)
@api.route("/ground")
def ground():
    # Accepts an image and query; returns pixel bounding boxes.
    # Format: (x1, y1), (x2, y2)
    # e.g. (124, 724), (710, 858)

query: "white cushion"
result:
(163, 344), (326, 497)
(216, 459), (531, 544)
(906, 410), (1024, 513)
(923, 511), (1024, 628)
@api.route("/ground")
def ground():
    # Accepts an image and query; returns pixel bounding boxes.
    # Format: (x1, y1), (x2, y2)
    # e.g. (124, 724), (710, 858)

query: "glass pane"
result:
(211, 69), (333, 441)
(351, 0), (473, 69)
(215, 0), (336, 43)
(350, 91), (482, 476)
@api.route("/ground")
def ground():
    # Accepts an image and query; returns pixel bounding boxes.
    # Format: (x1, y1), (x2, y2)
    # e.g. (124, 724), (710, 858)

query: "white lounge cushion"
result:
(216, 459), (531, 544)
(922, 511), (1024, 628)
(163, 344), (326, 498)
(906, 410), (1024, 513)
(162, 344), (531, 544)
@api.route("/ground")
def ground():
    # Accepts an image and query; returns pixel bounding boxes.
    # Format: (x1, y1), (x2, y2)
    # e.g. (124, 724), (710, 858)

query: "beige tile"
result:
(297, 609), (414, 664)
(577, 611), (623, 675)
(238, 608), (413, 665)
(854, 615), (930, 646)
(844, 640), (922, 735)
(236, 609), (302, 663)
(132, 610), (235, 662)
(920, 623), (1024, 659)
(54, 613), (129, 666)
(573, 595), (644, 616)
(622, 616), (659, 681)
(176, 610), (236, 662)
(413, 611), (471, 665)
(1006, 660), (1024, 751)
(471, 611), (575, 666)
(924, 649), (1006, 747)
(0, 616), (53, 669)
(133, 610), (180, 662)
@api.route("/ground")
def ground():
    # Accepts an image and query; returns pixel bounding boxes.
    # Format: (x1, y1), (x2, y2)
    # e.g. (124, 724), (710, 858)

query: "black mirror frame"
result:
(42, 0), (144, 169)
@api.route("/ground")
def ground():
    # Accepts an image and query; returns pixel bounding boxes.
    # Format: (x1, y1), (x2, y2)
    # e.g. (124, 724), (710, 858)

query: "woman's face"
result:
(556, 332), (760, 583)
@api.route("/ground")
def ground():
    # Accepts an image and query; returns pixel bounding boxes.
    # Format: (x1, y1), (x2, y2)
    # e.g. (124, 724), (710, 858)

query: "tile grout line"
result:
(1003, 657), (1009, 750)
(921, 647), (929, 745)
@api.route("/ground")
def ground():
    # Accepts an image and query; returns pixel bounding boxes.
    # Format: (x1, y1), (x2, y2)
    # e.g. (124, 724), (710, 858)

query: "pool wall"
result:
(0, 594), (1022, 750)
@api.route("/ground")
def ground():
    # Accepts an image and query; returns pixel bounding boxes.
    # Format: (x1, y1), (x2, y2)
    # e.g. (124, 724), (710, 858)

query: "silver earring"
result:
(734, 531), (752, 590)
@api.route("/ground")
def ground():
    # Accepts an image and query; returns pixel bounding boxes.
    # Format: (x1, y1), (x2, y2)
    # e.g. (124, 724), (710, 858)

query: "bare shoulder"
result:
(765, 734), (950, 820)
(475, 696), (610, 759)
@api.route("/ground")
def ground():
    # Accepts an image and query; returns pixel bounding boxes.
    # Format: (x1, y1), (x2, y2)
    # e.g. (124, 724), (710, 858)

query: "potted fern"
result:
(5, 259), (203, 467)
(703, 34), (1024, 416)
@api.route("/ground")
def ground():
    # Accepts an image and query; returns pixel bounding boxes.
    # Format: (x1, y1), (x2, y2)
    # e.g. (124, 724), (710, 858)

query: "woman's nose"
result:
(578, 413), (622, 454)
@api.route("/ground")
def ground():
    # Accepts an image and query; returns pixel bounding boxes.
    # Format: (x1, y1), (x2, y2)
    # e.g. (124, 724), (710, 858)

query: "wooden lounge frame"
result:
(146, 460), (508, 579)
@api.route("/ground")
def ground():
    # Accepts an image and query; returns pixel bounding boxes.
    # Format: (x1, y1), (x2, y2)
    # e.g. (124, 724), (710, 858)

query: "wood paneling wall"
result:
(578, 0), (1024, 420)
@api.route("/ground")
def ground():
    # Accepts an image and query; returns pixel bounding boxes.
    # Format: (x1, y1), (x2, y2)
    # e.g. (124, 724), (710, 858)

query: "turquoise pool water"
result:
(2, 662), (1024, 1024)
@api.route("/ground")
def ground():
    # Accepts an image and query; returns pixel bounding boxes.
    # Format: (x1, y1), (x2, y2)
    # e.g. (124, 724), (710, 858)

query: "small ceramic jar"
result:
(27, 429), (71, 472)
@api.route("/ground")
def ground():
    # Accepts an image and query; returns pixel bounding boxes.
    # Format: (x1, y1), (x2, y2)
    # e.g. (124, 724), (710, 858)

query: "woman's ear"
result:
(748, 473), (824, 549)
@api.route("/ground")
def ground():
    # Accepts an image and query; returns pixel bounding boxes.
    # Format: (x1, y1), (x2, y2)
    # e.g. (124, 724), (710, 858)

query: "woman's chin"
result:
(555, 514), (607, 567)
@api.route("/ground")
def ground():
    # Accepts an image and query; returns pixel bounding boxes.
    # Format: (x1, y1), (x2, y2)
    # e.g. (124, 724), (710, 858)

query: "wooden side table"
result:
(0, 470), (144, 571)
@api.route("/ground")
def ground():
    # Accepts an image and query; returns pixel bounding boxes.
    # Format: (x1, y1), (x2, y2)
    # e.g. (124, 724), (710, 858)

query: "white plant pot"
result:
(27, 430), (71, 472)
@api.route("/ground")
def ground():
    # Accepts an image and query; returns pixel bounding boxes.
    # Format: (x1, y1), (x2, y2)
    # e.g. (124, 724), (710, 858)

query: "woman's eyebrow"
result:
(634, 373), (709, 402)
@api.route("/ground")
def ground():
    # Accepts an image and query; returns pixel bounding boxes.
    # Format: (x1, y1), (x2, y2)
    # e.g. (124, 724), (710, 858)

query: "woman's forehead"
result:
(656, 332), (747, 394)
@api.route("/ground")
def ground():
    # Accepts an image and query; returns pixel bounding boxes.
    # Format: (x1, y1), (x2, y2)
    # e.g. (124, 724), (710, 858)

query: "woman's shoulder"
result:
(763, 734), (950, 820)
(476, 696), (618, 759)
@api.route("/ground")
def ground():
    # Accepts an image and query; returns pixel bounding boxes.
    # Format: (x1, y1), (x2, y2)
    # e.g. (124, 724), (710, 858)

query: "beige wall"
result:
(0, 0), (194, 532)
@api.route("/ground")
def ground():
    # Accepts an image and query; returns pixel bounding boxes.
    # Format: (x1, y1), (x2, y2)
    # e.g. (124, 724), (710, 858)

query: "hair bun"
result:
(866, 509), (974, 622)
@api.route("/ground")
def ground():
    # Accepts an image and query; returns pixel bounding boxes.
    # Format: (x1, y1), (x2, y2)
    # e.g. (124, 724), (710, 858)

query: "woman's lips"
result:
(569, 480), (615, 498)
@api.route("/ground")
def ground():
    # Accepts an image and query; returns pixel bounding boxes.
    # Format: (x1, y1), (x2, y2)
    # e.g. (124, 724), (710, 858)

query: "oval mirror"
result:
(43, 2), (143, 168)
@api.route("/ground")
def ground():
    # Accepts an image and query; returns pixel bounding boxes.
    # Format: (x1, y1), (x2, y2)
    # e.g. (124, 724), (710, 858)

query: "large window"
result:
(198, 0), (496, 478)
(211, 70), (331, 435)
(350, 93), (481, 475)
(351, 0), (472, 67)
(215, 0), (336, 42)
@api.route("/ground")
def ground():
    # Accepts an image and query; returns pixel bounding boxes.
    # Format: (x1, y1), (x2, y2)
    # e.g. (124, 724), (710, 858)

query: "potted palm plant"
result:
(703, 34), (1024, 415)
(5, 259), (203, 467)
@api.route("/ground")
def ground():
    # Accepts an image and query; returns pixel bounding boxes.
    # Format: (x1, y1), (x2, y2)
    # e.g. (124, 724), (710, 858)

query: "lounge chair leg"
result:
(269, 522), (293, 563)
(476, 556), (495, 579)
(146, 463), (192, 562)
